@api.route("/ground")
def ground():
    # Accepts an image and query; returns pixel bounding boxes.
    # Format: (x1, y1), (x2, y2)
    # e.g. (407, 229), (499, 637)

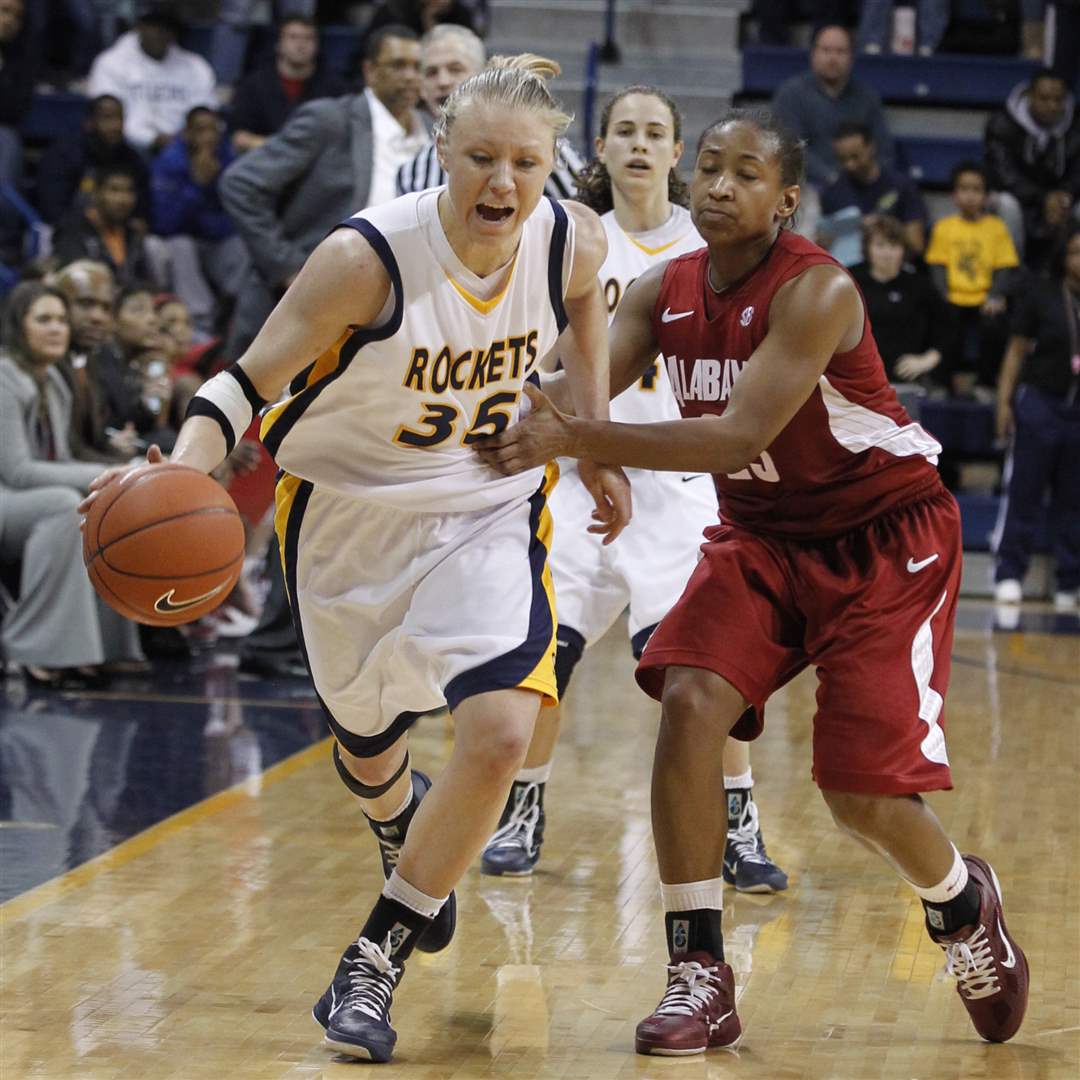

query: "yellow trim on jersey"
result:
(273, 471), (304, 579)
(260, 329), (353, 443)
(623, 229), (695, 257)
(516, 460), (561, 707)
(446, 253), (518, 315)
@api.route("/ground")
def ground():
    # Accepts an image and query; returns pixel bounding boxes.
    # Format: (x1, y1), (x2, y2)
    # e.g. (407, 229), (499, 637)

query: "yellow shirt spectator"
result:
(925, 213), (1019, 307)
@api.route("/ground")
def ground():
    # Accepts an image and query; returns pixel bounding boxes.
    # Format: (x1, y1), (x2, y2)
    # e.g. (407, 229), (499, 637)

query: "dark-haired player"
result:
(477, 107), (1029, 1055)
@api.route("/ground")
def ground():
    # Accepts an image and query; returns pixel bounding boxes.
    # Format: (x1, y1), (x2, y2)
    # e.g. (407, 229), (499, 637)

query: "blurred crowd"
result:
(1, 0), (1077, 686)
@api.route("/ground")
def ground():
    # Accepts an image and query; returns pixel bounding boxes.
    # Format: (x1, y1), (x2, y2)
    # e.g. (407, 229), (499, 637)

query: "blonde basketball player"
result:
(480, 87), (788, 895)
(82, 56), (630, 1064)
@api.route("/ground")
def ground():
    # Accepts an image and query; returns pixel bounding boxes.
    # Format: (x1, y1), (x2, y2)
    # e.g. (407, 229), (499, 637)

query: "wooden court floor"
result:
(3, 604), (1078, 1079)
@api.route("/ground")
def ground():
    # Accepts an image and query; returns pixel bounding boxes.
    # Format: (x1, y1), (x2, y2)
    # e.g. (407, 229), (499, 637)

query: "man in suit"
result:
(220, 24), (427, 359)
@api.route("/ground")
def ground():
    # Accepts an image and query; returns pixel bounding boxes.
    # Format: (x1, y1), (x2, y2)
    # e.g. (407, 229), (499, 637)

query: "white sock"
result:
(660, 877), (724, 912)
(723, 769), (753, 790)
(516, 762), (552, 784)
(365, 784), (413, 824)
(909, 845), (969, 903)
(383, 870), (447, 918)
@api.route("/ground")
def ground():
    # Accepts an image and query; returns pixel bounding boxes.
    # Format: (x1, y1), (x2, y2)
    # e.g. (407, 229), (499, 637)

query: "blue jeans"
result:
(857, 0), (950, 51)
(210, 0), (318, 85)
(993, 385), (1080, 591)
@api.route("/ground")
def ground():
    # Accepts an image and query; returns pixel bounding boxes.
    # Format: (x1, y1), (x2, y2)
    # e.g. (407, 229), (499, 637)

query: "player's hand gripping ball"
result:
(83, 463), (246, 626)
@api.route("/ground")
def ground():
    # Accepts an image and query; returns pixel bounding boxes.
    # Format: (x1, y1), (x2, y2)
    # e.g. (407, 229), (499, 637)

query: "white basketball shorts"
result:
(549, 465), (717, 655)
(274, 467), (558, 756)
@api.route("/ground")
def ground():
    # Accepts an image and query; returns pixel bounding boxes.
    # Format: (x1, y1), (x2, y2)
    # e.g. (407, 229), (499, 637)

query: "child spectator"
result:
(926, 162), (1019, 392)
(87, 3), (216, 154)
(52, 164), (154, 289)
(150, 107), (250, 335)
(36, 95), (150, 226)
(230, 16), (349, 153)
(851, 215), (947, 384)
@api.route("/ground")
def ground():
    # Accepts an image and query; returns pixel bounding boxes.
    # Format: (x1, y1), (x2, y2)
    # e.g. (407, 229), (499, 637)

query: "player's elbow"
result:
(707, 422), (762, 475)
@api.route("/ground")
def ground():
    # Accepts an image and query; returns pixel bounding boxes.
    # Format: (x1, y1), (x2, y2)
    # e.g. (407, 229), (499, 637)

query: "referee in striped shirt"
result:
(396, 25), (585, 199)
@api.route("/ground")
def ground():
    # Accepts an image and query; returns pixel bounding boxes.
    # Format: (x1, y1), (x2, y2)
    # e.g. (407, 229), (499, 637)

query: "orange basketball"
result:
(83, 463), (246, 627)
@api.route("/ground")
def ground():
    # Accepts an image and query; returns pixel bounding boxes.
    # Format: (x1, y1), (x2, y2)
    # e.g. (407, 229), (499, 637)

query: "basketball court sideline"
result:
(1, 601), (1077, 1079)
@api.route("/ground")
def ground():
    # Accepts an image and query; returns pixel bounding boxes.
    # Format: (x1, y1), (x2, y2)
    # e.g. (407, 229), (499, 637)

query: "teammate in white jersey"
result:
(82, 56), (630, 1064)
(479, 87), (788, 895)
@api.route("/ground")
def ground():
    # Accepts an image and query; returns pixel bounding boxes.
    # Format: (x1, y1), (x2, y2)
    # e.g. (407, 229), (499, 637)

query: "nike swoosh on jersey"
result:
(661, 307), (694, 323)
(998, 917), (1017, 968)
(906, 554), (939, 573)
(681, 474), (707, 483)
(153, 582), (228, 615)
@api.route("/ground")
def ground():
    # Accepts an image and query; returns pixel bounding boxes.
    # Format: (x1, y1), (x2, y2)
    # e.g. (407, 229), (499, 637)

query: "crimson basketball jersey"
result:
(652, 230), (942, 538)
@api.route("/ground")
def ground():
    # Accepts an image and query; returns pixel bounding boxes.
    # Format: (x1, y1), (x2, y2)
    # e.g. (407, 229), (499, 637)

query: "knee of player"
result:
(821, 789), (909, 840)
(335, 739), (406, 789)
(458, 721), (532, 779)
(660, 672), (721, 732)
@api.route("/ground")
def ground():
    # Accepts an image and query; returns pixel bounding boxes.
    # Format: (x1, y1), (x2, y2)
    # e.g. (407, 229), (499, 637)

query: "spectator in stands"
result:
(52, 259), (135, 462)
(992, 222), (1080, 610)
(220, 25), (428, 358)
(0, 0), (40, 185)
(229, 16), (350, 153)
(87, 3), (216, 154)
(210, 0), (317, 91)
(985, 68), (1080, 269)
(771, 24), (895, 189)
(819, 121), (928, 260)
(851, 215), (947, 384)
(149, 106), (250, 335)
(0, 281), (144, 688)
(91, 282), (178, 454)
(748, 0), (850, 45)
(926, 161), (1019, 393)
(856, 0), (949, 56)
(396, 26), (584, 197)
(360, 0), (482, 55)
(53, 164), (154, 289)
(36, 95), (150, 226)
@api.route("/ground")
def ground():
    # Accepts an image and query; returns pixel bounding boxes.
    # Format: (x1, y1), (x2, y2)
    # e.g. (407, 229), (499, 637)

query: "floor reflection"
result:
(0, 655), (325, 902)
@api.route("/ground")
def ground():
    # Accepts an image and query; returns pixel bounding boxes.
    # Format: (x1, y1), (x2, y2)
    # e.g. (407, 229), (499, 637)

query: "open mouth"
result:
(477, 204), (514, 223)
(626, 159), (651, 172)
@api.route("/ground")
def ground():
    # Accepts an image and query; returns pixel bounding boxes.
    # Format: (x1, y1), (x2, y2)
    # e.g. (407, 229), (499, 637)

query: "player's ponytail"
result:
(435, 53), (573, 148)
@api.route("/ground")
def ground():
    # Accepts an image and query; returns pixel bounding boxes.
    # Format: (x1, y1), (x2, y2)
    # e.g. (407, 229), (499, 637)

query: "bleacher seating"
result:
(740, 45), (1039, 108)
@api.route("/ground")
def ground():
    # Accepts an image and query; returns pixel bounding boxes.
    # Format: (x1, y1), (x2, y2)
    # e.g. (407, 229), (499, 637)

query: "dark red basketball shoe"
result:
(930, 855), (1029, 1043)
(634, 951), (741, 1056)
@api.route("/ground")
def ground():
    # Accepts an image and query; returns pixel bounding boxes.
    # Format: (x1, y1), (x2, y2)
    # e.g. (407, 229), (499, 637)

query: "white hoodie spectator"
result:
(88, 28), (216, 152)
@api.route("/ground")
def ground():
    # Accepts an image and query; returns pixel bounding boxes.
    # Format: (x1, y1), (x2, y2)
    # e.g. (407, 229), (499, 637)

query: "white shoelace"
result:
(338, 936), (401, 1021)
(942, 926), (1000, 1000)
(487, 782), (540, 853)
(654, 960), (721, 1016)
(728, 799), (768, 866)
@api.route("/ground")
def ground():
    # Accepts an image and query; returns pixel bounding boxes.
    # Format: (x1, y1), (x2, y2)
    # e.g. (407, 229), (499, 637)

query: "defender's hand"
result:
(475, 382), (575, 475)
(578, 460), (631, 545)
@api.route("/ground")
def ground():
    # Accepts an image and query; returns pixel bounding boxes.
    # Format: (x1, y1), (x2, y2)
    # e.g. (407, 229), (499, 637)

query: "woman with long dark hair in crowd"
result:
(0, 281), (142, 687)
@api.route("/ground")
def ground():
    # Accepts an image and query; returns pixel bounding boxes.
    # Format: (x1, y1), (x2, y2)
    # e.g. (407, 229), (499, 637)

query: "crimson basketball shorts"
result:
(636, 488), (962, 795)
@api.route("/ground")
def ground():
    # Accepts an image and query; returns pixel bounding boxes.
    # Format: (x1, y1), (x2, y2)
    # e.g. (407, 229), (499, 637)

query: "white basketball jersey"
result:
(600, 205), (704, 425)
(262, 190), (574, 511)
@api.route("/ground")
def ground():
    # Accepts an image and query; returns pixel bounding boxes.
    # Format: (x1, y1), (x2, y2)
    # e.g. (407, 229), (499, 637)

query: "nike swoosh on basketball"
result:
(998, 918), (1017, 968)
(154, 582), (228, 614)
(906, 554), (939, 573)
(661, 307), (694, 323)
